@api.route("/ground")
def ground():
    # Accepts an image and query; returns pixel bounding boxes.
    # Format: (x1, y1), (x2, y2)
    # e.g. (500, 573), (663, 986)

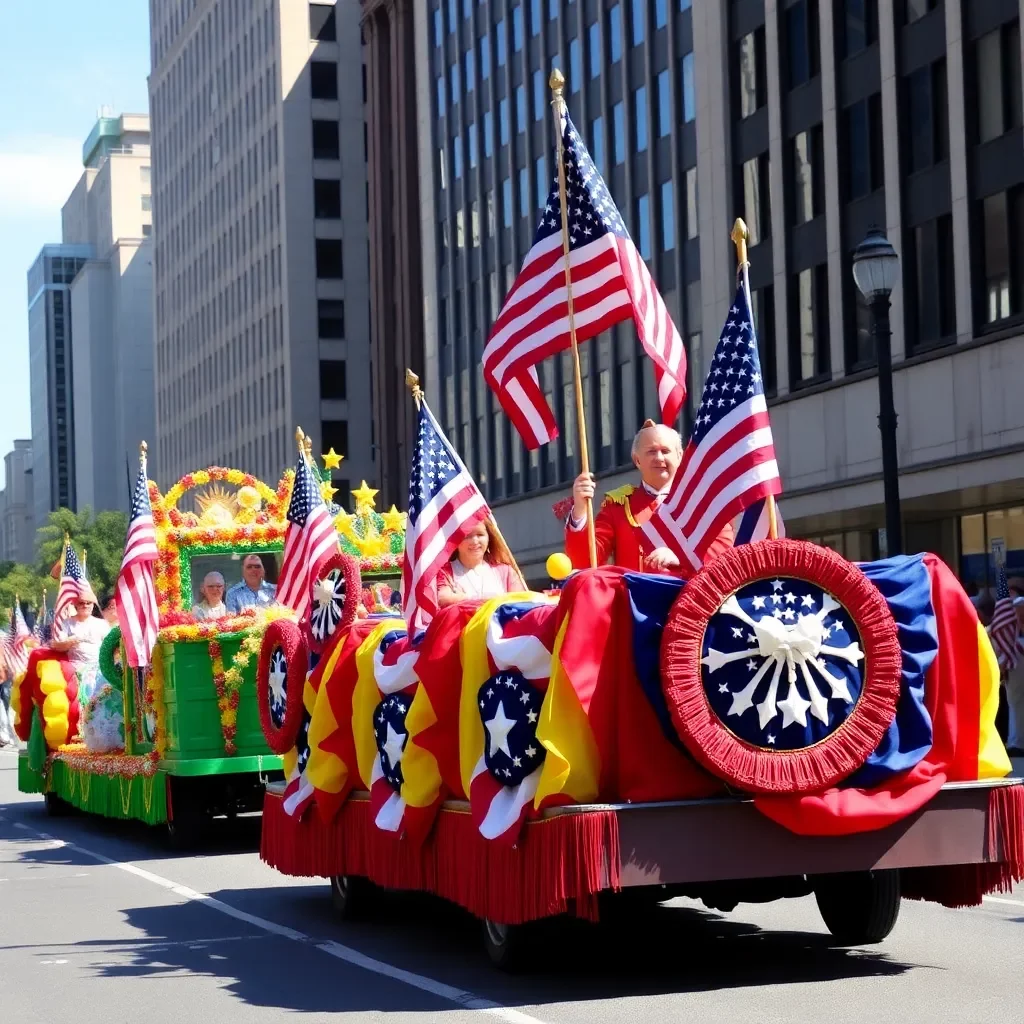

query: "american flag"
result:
(115, 462), (160, 668)
(647, 280), (781, 569)
(275, 455), (339, 620)
(402, 400), (490, 629)
(5, 603), (31, 679)
(482, 109), (686, 449)
(34, 592), (48, 642)
(53, 541), (87, 628)
(988, 562), (1022, 671)
(734, 497), (786, 546)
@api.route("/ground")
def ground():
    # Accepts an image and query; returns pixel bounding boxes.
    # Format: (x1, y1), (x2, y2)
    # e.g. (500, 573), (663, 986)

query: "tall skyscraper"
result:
(149, 0), (372, 501)
(27, 243), (92, 533)
(0, 441), (35, 565)
(62, 113), (155, 516)
(413, 0), (1024, 584)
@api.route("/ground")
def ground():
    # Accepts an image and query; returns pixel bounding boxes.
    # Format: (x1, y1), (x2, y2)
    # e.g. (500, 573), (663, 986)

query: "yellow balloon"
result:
(546, 552), (573, 581)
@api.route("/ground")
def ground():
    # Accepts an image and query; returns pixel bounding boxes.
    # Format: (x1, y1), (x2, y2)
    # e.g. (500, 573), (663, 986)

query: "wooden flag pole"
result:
(550, 68), (597, 569)
(731, 217), (778, 540)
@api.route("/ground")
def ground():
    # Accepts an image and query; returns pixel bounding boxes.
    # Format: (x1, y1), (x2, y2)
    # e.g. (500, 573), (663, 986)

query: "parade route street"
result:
(1, 747), (1021, 1024)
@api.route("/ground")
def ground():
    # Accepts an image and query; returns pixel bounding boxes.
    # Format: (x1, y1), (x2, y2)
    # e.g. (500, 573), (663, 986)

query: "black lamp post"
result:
(852, 228), (902, 557)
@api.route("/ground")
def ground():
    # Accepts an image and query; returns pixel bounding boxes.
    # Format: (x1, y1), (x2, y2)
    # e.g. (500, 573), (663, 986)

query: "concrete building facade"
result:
(0, 441), (35, 565)
(149, 0), (372, 503)
(62, 113), (156, 515)
(413, 0), (1024, 586)
(27, 243), (92, 535)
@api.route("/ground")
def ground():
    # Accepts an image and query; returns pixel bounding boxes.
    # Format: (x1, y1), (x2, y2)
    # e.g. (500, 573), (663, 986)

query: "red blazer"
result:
(564, 486), (734, 579)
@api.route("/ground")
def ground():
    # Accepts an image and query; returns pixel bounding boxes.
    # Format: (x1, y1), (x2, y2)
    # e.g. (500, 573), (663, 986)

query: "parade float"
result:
(13, 457), (407, 844)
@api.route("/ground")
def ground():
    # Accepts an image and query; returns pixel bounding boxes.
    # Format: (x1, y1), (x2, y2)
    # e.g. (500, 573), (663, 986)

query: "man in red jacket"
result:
(564, 420), (733, 577)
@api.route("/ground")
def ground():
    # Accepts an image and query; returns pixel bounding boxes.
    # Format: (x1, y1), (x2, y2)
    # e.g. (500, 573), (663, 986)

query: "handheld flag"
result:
(989, 562), (1022, 671)
(402, 399), (490, 630)
(5, 602), (31, 679)
(483, 110), (686, 449)
(276, 452), (339, 621)
(53, 540), (87, 628)
(648, 281), (782, 569)
(115, 453), (160, 668)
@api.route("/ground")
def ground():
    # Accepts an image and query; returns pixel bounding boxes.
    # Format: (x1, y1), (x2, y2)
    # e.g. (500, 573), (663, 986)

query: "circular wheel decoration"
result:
(309, 552), (362, 654)
(257, 618), (308, 754)
(478, 671), (545, 785)
(660, 539), (902, 794)
(98, 627), (124, 689)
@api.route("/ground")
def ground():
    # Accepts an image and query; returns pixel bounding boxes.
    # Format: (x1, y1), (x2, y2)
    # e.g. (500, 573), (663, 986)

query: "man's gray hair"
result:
(631, 421), (683, 459)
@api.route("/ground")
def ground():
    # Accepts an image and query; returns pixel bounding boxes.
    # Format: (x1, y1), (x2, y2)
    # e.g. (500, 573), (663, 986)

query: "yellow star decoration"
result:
(335, 509), (357, 538)
(351, 480), (379, 514)
(322, 448), (344, 471)
(382, 505), (406, 533)
(320, 480), (338, 503)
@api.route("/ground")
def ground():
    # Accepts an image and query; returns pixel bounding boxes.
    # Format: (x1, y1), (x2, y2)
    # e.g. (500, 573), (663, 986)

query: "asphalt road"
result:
(1, 746), (1021, 1024)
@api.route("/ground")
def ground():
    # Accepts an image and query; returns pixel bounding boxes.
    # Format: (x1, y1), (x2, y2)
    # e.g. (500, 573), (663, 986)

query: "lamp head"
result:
(852, 228), (899, 302)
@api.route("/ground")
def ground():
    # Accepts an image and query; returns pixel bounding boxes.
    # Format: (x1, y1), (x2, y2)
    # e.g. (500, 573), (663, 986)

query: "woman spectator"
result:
(436, 520), (527, 606)
(48, 588), (111, 703)
(193, 572), (228, 620)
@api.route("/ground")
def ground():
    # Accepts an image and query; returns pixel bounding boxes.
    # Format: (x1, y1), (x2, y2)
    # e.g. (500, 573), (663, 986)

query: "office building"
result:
(27, 243), (92, 534)
(0, 441), (35, 565)
(62, 113), (155, 515)
(362, 0), (426, 506)
(149, 0), (372, 501)
(414, 0), (1024, 584)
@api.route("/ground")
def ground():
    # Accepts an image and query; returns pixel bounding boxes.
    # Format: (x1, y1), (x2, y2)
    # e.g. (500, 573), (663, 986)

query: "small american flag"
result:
(116, 461), (160, 668)
(402, 400), (490, 629)
(988, 562), (1022, 671)
(53, 541), (87, 628)
(5, 603), (31, 679)
(275, 455), (339, 620)
(648, 280), (782, 569)
(483, 109), (686, 449)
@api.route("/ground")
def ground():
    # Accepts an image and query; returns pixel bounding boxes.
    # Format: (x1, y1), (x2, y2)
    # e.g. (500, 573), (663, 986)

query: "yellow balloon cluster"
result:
(38, 660), (72, 748)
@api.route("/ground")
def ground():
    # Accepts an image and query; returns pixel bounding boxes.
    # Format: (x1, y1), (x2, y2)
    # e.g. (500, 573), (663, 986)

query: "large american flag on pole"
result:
(646, 280), (782, 569)
(53, 541), (86, 629)
(275, 454), (339, 621)
(402, 400), (490, 629)
(482, 109), (686, 449)
(988, 562), (1022, 671)
(115, 461), (160, 668)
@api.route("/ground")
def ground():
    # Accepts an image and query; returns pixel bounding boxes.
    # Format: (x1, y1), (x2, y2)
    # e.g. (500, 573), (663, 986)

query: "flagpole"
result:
(550, 68), (597, 569)
(405, 370), (526, 584)
(731, 217), (778, 541)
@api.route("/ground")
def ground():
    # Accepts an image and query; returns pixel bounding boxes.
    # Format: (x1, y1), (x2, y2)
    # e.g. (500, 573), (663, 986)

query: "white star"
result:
(719, 683), (730, 693)
(527, 710), (538, 723)
(520, 690), (530, 704)
(782, 607), (795, 621)
(486, 687), (494, 697)
(512, 756), (522, 767)
(771, 593), (782, 604)
(732, 626), (744, 638)
(801, 594), (815, 608)
(485, 701), (516, 759)
(525, 744), (538, 758)
(778, 688), (812, 729)
(833, 619), (845, 633)
(382, 722), (407, 768)
(746, 659), (758, 671)
(752, 595), (766, 610)
(766, 734), (776, 745)
(747, 633), (757, 643)
(269, 665), (286, 705)
(771, 579), (784, 591)
(784, 592), (796, 604)
(772, 608), (783, 619)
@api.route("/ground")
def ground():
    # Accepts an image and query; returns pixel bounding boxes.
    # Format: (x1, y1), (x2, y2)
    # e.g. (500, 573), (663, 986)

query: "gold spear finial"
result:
(549, 67), (565, 95)
(139, 440), (148, 456)
(295, 426), (306, 456)
(405, 369), (424, 409)
(731, 218), (749, 268)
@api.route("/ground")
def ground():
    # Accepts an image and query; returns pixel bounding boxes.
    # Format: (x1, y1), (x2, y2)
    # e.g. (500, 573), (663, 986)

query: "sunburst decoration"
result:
(194, 484), (239, 525)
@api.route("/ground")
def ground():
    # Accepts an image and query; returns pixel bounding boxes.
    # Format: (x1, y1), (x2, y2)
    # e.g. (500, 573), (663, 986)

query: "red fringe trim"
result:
(260, 792), (621, 924)
(660, 540), (903, 794)
(902, 784), (1024, 908)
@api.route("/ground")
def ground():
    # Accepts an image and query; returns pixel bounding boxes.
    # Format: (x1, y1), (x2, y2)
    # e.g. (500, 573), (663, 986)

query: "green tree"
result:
(36, 506), (128, 598)
(0, 562), (49, 623)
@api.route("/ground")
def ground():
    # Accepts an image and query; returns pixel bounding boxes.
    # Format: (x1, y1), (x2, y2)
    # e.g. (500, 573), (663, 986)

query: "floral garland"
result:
(146, 644), (168, 761)
(54, 746), (159, 778)
(158, 605), (294, 645)
(208, 629), (265, 755)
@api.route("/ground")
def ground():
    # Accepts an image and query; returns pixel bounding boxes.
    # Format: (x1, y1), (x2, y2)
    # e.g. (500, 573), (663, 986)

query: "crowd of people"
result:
(971, 578), (1024, 757)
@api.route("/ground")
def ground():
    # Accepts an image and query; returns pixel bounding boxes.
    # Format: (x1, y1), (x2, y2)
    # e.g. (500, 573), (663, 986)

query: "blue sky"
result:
(0, 2), (150, 488)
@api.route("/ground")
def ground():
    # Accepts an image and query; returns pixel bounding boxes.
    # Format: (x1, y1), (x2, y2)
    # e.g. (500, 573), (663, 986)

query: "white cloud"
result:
(0, 136), (82, 218)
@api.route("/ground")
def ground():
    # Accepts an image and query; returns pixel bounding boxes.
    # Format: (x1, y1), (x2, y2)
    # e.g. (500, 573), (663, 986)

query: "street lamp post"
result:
(852, 229), (903, 557)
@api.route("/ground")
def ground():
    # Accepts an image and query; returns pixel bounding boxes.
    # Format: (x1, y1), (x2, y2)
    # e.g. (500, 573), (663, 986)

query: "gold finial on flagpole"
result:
(295, 426), (306, 457)
(731, 217), (749, 269)
(550, 65), (597, 569)
(405, 369), (424, 410)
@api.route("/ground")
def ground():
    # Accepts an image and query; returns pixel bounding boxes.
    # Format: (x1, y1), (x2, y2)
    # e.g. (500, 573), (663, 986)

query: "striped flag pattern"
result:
(275, 456), (339, 621)
(988, 562), (1022, 671)
(115, 462), (160, 668)
(5, 604), (31, 679)
(482, 109), (686, 449)
(53, 542), (86, 628)
(734, 497), (786, 546)
(646, 280), (782, 569)
(402, 400), (490, 631)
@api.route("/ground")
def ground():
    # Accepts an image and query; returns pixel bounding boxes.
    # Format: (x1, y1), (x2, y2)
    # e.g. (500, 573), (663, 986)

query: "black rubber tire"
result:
(329, 875), (376, 921)
(44, 792), (72, 817)
(814, 869), (901, 945)
(165, 780), (209, 850)
(481, 919), (529, 972)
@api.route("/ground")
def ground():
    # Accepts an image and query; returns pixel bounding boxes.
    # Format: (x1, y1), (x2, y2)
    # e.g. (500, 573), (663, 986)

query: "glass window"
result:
(977, 23), (1023, 144)
(466, 48), (475, 90)
(500, 97), (509, 144)
(549, 0), (558, 19)
(497, 18), (506, 66)
(612, 102), (625, 164)
(484, 111), (493, 156)
(516, 85), (526, 132)
(469, 123), (477, 167)
(530, 0), (540, 36)
(905, 0), (936, 24)
(519, 166), (529, 217)
(750, 286), (777, 394)
(536, 155), (548, 208)
(589, 21), (600, 78)
(786, 0), (819, 89)
(634, 86), (648, 151)
(534, 69), (545, 121)
(788, 265), (829, 383)
(905, 59), (948, 172)
(312, 120), (340, 160)
(315, 238), (343, 279)
(685, 167), (698, 239)
(454, 136), (462, 178)
(983, 192), (1011, 324)
(436, 76), (446, 116)
(636, 193), (651, 259)
(310, 61), (338, 100)
(738, 154), (769, 245)
(842, 94), (883, 199)
(456, 208), (465, 248)
(434, 7), (444, 46)
(471, 199), (480, 247)
(792, 127), (823, 224)
(842, 0), (876, 58)
(736, 30), (765, 118)
(590, 115), (605, 173)
(631, 0), (644, 46)
(609, 4), (622, 62)
(503, 177), (512, 226)
(655, 0), (667, 29)
(481, 34), (490, 79)
(681, 53), (695, 123)
(318, 299), (345, 339)
(906, 214), (955, 348)
(660, 180), (675, 252)
(450, 61), (460, 105)
(680, 0), (691, 9)
(657, 69), (671, 137)
(314, 178), (341, 218)
(513, 4), (523, 51)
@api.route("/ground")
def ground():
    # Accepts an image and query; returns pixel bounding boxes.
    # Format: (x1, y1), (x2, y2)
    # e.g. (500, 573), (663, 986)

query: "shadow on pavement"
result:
(62, 885), (920, 1014)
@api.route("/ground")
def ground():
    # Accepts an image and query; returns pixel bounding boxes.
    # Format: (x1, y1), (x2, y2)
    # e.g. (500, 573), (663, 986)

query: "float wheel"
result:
(308, 552), (362, 655)
(481, 919), (531, 972)
(257, 619), (308, 754)
(329, 875), (377, 921)
(814, 869), (901, 944)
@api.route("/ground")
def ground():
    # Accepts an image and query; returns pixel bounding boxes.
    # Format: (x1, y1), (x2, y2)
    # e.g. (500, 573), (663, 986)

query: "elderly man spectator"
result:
(226, 555), (277, 614)
(194, 572), (228, 620)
